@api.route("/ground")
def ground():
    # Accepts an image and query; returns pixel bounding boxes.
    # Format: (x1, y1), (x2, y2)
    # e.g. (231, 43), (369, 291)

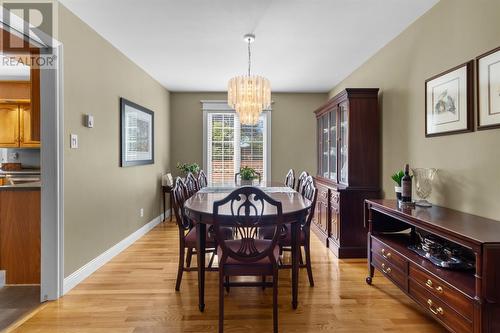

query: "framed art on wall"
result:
(477, 46), (500, 130)
(120, 98), (154, 167)
(425, 61), (474, 137)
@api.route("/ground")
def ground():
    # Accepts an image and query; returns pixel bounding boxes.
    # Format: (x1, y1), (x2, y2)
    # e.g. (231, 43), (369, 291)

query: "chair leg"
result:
(299, 248), (304, 266)
(175, 246), (185, 291)
(225, 276), (230, 293)
(273, 269), (279, 333)
(304, 240), (314, 287)
(219, 270), (225, 333)
(262, 275), (266, 290)
(186, 248), (193, 268)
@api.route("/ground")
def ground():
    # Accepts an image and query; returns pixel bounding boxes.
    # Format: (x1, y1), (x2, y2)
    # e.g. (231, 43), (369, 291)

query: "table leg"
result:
(291, 221), (299, 309)
(162, 190), (166, 222)
(170, 191), (173, 222)
(196, 223), (206, 312)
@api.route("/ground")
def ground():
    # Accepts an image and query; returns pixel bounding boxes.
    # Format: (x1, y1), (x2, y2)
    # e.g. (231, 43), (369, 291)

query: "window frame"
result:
(202, 100), (272, 184)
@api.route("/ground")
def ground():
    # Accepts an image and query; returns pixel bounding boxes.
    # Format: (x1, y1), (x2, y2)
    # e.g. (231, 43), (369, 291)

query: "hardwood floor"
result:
(11, 221), (445, 332)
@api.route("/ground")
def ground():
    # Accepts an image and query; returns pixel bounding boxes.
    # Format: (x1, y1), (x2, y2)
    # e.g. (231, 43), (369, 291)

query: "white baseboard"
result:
(63, 210), (170, 295)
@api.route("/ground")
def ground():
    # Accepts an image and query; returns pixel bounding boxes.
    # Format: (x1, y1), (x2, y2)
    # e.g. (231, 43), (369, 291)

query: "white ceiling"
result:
(59, 0), (438, 92)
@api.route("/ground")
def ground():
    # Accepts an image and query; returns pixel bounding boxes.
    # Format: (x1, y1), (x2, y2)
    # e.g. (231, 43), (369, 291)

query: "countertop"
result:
(0, 169), (41, 190)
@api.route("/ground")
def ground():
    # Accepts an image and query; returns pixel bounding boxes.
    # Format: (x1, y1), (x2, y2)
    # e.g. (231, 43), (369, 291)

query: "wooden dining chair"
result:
(296, 170), (309, 194)
(172, 177), (216, 291)
(214, 187), (283, 333)
(198, 170), (208, 188)
(279, 175), (317, 286)
(185, 172), (199, 196)
(234, 171), (262, 184)
(284, 169), (295, 188)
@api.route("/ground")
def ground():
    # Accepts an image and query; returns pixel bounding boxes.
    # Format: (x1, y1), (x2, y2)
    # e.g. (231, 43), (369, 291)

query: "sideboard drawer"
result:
(373, 253), (406, 290)
(317, 184), (329, 204)
(409, 279), (472, 333)
(371, 236), (408, 273)
(409, 264), (473, 321)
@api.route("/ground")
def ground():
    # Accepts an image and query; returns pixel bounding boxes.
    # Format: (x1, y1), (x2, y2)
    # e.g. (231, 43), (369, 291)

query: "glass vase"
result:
(411, 168), (437, 207)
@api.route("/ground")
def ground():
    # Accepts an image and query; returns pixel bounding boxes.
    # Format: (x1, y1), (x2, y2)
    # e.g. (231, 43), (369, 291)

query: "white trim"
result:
(63, 210), (170, 295)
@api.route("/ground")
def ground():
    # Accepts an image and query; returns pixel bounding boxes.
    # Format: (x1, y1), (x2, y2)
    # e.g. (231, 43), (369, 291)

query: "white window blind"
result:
(203, 102), (270, 186)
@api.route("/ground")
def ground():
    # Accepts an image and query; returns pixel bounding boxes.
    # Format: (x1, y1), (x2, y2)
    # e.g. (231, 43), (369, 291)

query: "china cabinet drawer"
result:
(409, 279), (472, 333)
(373, 253), (406, 290)
(409, 264), (473, 320)
(371, 236), (407, 273)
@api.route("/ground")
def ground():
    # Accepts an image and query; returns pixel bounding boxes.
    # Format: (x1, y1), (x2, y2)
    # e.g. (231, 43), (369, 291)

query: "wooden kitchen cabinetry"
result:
(0, 189), (41, 284)
(0, 102), (40, 148)
(312, 89), (381, 258)
(0, 67), (40, 148)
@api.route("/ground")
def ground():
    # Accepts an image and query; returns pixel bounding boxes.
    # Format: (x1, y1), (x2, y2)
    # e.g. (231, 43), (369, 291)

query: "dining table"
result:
(184, 181), (312, 312)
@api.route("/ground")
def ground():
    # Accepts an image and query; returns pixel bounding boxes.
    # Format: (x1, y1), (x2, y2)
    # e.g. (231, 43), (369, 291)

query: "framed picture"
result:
(120, 98), (154, 167)
(477, 46), (500, 130)
(425, 61), (474, 137)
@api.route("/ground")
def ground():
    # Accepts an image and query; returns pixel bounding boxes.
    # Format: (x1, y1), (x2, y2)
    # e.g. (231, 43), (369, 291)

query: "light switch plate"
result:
(70, 134), (78, 149)
(85, 114), (94, 128)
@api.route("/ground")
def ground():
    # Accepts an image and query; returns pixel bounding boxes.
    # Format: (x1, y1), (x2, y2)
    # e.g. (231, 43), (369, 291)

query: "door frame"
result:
(0, 11), (64, 301)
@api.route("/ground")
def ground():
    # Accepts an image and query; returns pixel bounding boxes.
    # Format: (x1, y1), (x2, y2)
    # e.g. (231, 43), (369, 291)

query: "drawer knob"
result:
(381, 263), (391, 274)
(427, 299), (444, 316)
(426, 279), (444, 294)
(381, 248), (391, 259)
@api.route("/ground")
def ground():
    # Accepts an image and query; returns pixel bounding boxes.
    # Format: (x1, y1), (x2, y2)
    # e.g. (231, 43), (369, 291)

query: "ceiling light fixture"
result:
(227, 34), (271, 125)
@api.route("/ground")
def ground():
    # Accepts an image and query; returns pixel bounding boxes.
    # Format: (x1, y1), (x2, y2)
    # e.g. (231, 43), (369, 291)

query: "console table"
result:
(365, 199), (500, 333)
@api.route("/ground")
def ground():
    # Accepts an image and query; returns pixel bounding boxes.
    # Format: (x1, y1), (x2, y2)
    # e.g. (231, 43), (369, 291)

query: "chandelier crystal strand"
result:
(227, 34), (271, 125)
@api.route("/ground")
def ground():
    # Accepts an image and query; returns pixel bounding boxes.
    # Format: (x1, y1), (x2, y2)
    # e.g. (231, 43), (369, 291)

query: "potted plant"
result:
(391, 170), (404, 201)
(176, 162), (200, 176)
(239, 166), (258, 185)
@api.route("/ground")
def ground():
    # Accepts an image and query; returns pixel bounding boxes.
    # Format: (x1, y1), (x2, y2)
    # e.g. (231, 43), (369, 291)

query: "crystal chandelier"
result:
(228, 34), (271, 125)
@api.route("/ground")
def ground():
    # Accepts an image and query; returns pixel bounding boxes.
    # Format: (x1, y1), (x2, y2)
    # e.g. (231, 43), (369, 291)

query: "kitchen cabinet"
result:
(0, 189), (40, 284)
(0, 67), (40, 148)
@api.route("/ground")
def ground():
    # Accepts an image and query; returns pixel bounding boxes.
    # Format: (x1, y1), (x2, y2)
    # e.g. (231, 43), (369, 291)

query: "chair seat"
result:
(184, 226), (233, 248)
(260, 224), (306, 247)
(217, 239), (280, 265)
(279, 226), (306, 247)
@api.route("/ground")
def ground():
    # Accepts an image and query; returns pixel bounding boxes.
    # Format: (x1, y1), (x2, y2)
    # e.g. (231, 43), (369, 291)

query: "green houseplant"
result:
(391, 170), (404, 201)
(176, 162), (200, 176)
(239, 166), (258, 185)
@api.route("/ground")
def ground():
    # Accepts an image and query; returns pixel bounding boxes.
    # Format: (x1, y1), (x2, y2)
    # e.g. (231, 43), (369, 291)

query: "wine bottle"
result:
(401, 164), (412, 203)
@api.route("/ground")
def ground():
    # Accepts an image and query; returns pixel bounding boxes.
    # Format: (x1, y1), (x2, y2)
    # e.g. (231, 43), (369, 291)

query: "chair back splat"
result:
(198, 170), (208, 188)
(185, 172), (199, 196)
(284, 169), (295, 189)
(296, 170), (309, 194)
(213, 187), (283, 264)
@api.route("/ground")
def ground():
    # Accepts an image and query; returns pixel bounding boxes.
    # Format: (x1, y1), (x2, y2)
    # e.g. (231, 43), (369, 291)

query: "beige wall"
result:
(330, 0), (500, 220)
(59, 5), (170, 276)
(170, 92), (327, 181)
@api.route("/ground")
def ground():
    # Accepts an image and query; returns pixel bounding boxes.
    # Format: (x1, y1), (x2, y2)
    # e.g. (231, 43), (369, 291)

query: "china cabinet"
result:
(312, 88), (380, 258)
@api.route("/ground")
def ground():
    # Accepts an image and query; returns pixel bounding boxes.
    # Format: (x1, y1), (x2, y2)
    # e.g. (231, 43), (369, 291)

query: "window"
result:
(203, 101), (271, 185)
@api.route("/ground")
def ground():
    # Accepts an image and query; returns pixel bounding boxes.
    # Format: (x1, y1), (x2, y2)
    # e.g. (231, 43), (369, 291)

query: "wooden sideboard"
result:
(312, 88), (380, 258)
(365, 199), (500, 333)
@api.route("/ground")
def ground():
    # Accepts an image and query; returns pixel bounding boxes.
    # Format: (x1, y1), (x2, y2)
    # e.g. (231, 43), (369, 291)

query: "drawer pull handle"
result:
(426, 279), (444, 294)
(381, 248), (391, 259)
(381, 263), (391, 274)
(427, 299), (444, 316)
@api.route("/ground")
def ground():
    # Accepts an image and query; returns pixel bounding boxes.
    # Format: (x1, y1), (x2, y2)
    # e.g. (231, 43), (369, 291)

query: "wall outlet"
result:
(0, 270), (5, 288)
(140, 208), (144, 217)
(70, 134), (78, 149)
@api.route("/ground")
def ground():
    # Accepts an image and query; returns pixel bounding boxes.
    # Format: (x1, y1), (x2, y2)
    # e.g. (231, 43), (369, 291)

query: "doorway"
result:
(0, 10), (63, 330)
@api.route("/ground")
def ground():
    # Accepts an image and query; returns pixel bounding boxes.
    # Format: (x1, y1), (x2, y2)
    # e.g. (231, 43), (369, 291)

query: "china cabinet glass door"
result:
(339, 102), (348, 184)
(321, 114), (329, 178)
(329, 109), (337, 180)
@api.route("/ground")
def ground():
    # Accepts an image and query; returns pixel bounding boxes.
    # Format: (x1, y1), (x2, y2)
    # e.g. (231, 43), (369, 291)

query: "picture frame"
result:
(120, 98), (154, 167)
(425, 61), (474, 137)
(476, 46), (500, 130)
